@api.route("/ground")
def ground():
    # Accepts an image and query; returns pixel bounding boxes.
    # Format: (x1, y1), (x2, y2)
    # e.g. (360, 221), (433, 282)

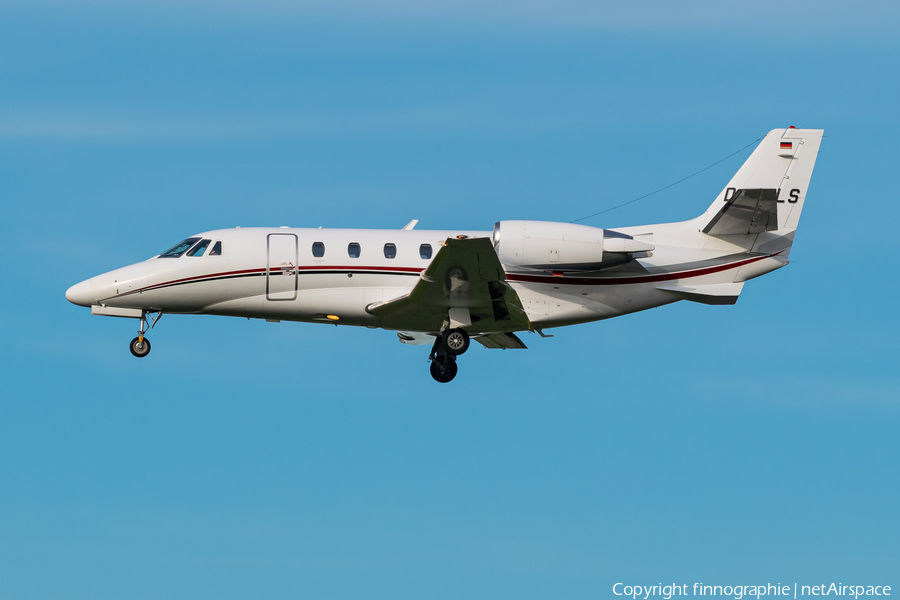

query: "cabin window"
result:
(384, 243), (397, 259)
(186, 239), (211, 257)
(209, 241), (223, 256)
(348, 243), (361, 258)
(312, 242), (325, 257)
(419, 244), (432, 259)
(159, 237), (201, 258)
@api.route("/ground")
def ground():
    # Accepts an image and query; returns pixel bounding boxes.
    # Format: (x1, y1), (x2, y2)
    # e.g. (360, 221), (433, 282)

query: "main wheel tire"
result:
(430, 358), (458, 383)
(442, 328), (470, 356)
(130, 336), (151, 358)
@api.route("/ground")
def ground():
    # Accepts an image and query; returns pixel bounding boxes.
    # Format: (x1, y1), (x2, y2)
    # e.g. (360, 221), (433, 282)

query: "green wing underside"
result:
(367, 238), (531, 335)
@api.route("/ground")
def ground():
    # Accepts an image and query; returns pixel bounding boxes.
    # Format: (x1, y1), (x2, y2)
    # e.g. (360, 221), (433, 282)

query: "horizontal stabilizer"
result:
(703, 188), (778, 236)
(657, 282), (745, 305)
(475, 332), (528, 349)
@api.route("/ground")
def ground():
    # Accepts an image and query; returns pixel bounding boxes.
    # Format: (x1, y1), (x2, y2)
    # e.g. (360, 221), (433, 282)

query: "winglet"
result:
(402, 220), (418, 230)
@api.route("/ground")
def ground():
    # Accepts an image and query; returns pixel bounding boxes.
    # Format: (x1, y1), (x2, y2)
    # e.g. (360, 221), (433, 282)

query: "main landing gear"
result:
(430, 357), (458, 383)
(428, 328), (469, 383)
(129, 311), (161, 358)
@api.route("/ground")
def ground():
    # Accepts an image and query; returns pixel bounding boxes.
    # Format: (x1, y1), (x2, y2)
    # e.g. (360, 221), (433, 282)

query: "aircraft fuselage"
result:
(65, 128), (823, 382)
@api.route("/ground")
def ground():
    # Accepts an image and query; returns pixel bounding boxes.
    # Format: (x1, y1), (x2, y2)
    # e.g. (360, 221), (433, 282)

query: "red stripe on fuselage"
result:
(142, 267), (267, 292)
(506, 253), (778, 286)
(297, 265), (424, 273)
(124, 265), (424, 297)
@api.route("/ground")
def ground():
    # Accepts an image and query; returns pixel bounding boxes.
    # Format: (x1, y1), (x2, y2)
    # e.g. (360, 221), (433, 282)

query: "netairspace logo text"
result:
(613, 584), (892, 600)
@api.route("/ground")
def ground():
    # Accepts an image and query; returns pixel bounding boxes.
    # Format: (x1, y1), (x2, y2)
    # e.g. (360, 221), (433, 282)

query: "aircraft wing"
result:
(367, 237), (531, 334)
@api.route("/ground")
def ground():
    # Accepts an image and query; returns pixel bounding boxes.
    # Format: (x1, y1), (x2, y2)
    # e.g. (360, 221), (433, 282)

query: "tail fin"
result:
(699, 128), (823, 237)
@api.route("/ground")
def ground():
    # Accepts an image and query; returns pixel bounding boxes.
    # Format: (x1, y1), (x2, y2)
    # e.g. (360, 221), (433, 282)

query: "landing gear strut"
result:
(428, 328), (469, 383)
(129, 311), (160, 358)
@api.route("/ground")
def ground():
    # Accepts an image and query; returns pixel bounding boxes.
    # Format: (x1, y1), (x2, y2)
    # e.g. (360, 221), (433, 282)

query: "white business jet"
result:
(66, 128), (821, 382)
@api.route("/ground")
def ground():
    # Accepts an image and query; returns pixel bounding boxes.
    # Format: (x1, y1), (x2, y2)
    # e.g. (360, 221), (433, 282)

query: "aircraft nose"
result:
(65, 279), (93, 307)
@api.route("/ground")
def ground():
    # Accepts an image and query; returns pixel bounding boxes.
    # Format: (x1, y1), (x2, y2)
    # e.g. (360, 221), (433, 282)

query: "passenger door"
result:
(266, 233), (298, 301)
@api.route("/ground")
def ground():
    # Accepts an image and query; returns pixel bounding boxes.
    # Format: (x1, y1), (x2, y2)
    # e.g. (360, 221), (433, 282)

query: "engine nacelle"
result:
(492, 220), (653, 272)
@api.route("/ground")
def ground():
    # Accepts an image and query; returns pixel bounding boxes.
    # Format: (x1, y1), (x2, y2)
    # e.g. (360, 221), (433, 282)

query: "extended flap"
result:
(475, 332), (528, 349)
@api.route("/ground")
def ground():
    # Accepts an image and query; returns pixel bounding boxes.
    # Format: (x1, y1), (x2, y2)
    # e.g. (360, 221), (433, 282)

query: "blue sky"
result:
(1, 1), (898, 598)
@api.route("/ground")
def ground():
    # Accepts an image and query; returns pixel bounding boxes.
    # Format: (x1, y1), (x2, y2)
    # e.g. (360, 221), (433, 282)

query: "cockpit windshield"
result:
(158, 238), (201, 258)
(186, 239), (211, 257)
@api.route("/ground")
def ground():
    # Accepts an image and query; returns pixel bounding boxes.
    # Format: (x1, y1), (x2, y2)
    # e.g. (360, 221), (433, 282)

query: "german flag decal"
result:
(780, 141), (793, 149)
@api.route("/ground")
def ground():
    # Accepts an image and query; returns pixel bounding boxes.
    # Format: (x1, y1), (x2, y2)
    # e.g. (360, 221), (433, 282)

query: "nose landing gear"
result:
(129, 311), (161, 358)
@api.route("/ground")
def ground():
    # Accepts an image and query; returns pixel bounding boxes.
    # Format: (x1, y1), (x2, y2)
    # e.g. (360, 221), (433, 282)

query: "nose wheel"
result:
(128, 310), (161, 358)
(130, 336), (151, 358)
